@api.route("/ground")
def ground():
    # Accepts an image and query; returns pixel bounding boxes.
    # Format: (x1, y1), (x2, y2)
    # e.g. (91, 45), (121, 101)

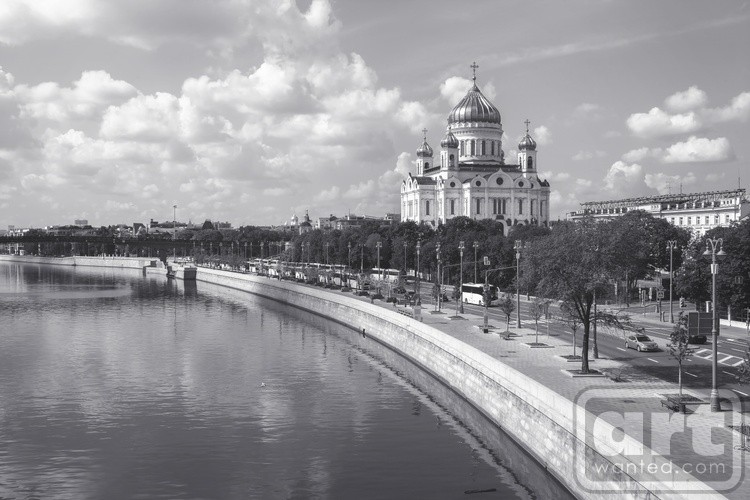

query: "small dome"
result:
(518, 133), (537, 151)
(440, 129), (459, 149)
(416, 138), (433, 157)
(448, 83), (502, 125)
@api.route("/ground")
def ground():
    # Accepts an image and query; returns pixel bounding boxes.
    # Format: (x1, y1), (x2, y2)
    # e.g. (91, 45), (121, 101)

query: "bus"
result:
(369, 268), (401, 283)
(461, 283), (498, 306)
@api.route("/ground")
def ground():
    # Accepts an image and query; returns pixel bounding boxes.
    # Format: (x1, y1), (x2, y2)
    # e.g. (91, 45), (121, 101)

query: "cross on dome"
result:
(470, 61), (479, 82)
(422, 128), (428, 141)
(524, 119), (531, 134)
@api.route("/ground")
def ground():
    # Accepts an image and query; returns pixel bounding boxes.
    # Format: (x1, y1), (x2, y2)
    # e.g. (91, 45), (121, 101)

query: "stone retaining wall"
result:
(0, 255), (156, 269)
(195, 267), (719, 500)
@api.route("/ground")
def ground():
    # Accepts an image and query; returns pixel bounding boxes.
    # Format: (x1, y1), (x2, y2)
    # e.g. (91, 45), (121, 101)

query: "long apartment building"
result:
(568, 188), (748, 235)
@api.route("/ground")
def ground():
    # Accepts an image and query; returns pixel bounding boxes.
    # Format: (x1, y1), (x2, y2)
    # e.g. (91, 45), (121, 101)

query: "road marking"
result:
(722, 370), (734, 376)
(616, 347), (626, 352)
(694, 349), (710, 357)
(731, 359), (745, 367)
(729, 348), (746, 353)
(719, 355), (734, 364)
(737, 390), (749, 397)
(647, 358), (659, 363)
(684, 371), (698, 378)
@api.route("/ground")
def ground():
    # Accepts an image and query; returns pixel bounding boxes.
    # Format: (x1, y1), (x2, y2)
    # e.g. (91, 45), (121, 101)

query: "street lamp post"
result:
(325, 242), (330, 266)
(667, 240), (677, 323)
(473, 241), (479, 283)
(360, 244), (363, 273)
(459, 241), (465, 314)
(435, 243), (441, 312)
(376, 241), (382, 295)
(703, 238), (726, 412)
(347, 242), (352, 288)
(514, 240), (524, 328)
(416, 240), (421, 304)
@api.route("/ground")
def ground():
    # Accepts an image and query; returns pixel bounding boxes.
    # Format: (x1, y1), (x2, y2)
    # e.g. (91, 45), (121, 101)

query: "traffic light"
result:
(679, 297), (685, 308)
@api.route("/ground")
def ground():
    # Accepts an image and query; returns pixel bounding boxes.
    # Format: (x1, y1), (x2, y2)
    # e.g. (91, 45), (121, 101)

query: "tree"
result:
(497, 294), (516, 333)
(530, 297), (550, 344)
(735, 344), (750, 450)
(667, 312), (694, 408)
(521, 220), (609, 373)
(559, 300), (581, 357)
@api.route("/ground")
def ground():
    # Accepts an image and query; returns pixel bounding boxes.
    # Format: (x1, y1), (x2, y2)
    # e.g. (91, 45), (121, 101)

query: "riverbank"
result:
(193, 266), (741, 500)
(1, 255), (741, 499)
(0, 254), (156, 269)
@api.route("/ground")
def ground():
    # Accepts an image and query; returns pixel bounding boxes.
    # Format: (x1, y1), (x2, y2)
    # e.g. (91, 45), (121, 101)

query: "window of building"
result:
(670, 217), (675, 224)
(714, 215), (719, 224)
(449, 154), (455, 167)
(425, 162), (429, 169)
(502, 199), (507, 214)
(476, 198), (481, 215)
(530, 200), (535, 216)
(705, 216), (709, 225)
(528, 157), (533, 169)
(425, 200), (430, 216)
(450, 199), (455, 215)
(539, 200), (544, 216)
(679, 217), (683, 225)
(518, 198), (523, 215)
(725, 214), (730, 223)
(491, 141), (495, 156)
(470, 140), (475, 156)
(481, 140), (486, 155)
(687, 216), (691, 225)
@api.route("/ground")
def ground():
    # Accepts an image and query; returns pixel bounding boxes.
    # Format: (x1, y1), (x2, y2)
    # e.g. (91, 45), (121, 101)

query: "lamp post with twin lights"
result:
(459, 241), (465, 314)
(667, 240), (678, 323)
(416, 240), (421, 304)
(703, 238), (726, 412)
(514, 240), (525, 328)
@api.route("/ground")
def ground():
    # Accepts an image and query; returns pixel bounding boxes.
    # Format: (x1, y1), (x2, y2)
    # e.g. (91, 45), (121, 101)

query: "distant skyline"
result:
(1, 0), (749, 228)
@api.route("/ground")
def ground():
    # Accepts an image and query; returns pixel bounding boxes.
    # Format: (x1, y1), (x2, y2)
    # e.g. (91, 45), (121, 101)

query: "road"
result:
(414, 284), (750, 404)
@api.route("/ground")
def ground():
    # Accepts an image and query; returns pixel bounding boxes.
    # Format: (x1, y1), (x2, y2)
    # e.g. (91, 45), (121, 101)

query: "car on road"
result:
(625, 334), (659, 352)
(688, 334), (707, 344)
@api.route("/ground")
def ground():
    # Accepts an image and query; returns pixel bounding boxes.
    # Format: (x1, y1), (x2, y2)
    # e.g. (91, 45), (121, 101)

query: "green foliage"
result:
(497, 293), (515, 331)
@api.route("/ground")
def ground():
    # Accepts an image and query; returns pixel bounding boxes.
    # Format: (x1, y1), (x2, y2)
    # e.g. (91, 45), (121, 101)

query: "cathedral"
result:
(400, 65), (551, 235)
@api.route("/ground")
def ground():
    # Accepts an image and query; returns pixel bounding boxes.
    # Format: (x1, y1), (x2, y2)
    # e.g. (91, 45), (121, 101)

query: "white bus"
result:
(369, 268), (401, 283)
(461, 283), (498, 306)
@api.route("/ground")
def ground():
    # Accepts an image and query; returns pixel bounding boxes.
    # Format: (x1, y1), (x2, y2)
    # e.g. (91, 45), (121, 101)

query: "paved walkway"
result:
(340, 290), (748, 499)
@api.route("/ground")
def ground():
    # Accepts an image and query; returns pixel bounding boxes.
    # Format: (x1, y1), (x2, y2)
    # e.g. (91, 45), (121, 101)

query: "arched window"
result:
(491, 141), (495, 156)
(481, 140), (486, 155)
(425, 162), (430, 169)
(425, 200), (430, 216)
(449, 154), (455, 167)
(518, 198), (523, 215)
(470, 140), (475, 156)
(528, 157), (533, 169)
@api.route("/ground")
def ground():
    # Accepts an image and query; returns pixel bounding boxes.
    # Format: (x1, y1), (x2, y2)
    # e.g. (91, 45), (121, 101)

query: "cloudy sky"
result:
(1, 0), (748, 228)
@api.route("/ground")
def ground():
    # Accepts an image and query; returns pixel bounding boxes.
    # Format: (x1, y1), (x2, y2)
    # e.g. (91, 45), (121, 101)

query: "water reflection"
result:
(0, 262), (570, 499)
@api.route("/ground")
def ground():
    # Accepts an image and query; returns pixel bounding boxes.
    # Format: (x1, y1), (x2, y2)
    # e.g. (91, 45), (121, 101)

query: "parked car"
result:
(688, 334), (707, 344)
(625, 334), (659, 352)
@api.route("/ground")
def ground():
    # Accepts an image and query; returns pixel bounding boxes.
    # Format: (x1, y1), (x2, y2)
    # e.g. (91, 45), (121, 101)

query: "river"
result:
(0, 262), (570, 499)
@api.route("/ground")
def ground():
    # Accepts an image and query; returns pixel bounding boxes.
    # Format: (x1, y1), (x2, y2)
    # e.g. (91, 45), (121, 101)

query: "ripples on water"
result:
(0, 263), (568, 499)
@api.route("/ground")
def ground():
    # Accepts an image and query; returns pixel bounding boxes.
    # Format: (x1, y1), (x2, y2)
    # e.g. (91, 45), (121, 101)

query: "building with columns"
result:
(400, 65), (551, 235)
(568, 188), (748, 236)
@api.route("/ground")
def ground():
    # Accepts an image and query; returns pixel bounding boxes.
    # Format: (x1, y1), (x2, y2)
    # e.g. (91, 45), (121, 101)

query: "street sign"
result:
(483, 256), (490, 266)
(656, 290), (664, 299)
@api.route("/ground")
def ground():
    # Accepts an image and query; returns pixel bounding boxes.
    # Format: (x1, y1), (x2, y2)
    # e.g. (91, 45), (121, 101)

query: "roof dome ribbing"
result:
(448, 83), (502, 125)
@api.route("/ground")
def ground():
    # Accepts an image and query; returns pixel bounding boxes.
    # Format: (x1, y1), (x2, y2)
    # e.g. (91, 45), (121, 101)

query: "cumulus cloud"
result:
(626, 89), (750, 138)
(532, 125), (551, 145)
(439, 76), (496, 105)
(703, 91), (750, 123)
(603, 161), (643, 191)
(0, 0), (441, 225)
(664, 86), (707, 112)
(626, 107), (701, 138)
(662, 136), (734, 163)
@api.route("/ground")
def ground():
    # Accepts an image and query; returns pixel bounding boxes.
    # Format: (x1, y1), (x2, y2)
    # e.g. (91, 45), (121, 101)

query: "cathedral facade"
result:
(400, 69), (551, 235)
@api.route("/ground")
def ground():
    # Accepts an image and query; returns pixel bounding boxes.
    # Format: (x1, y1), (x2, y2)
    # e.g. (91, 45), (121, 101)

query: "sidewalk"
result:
(363, 293), (747, 498)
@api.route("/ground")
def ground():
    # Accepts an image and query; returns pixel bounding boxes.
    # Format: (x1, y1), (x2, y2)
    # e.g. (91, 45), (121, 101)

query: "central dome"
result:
(448, 83), (502, 125)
